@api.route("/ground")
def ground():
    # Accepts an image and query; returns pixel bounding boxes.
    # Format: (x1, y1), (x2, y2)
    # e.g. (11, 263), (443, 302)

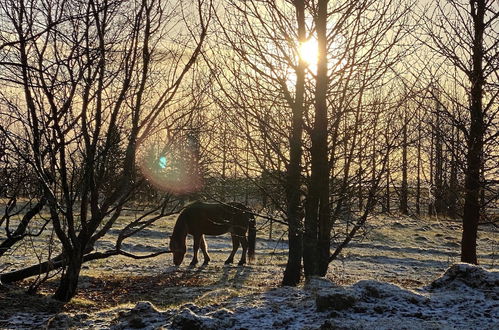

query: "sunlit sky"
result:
(299, 38), (319, 66)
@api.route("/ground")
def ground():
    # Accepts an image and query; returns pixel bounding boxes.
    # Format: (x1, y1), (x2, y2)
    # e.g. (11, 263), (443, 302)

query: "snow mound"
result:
(110, 301), (170, 329)
(353, 280), (428, 305)
(172, 304), (235, 329)
(430, 263), (499, 294)
(316, 288), (356, 311)
(304, 276), (339, 295)
(315, 278), (432, 322)
(45, 313), (74, 329)
(313, 265), (499, 329)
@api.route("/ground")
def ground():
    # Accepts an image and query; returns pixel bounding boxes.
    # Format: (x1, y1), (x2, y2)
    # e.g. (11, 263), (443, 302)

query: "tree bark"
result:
(416, 111), (422, 216)
(0, 250), (118, 284)
(400, 112), (408, 215)
(383, 156), (390, 213)
(304, 0), (330, 277)
(448, 129), (458, 218)
(358, 140), (364, 211)
(434, 105), (445, 215)
(428, 125), (434, 215)
(461, 0), (485, 265)
(282, 0), (306, 286)
(53, 248), (83, 302)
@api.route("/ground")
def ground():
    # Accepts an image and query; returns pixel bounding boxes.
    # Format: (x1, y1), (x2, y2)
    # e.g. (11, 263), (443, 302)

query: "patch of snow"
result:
(4, 312), (52, 329)
(429, 262), (499, 293)
(45, 313), (74, 329)
(99, 263), (497, 330)
(110, 301), (171, 329)
(304, 276), (338, 294)
(5, 264), (498, 330)
(172, 304), (235, 329)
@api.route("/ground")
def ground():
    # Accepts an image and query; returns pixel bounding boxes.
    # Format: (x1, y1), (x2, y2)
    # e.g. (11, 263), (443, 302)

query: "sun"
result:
(299, 38), (319, 65)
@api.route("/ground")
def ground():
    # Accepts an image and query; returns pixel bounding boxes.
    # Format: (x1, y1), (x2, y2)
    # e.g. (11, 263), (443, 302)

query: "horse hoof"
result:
(224, 260), (233, 265)
(238, 261), (246, 266)
(203, 261), (210, 266)
(190, 261), (198, 266)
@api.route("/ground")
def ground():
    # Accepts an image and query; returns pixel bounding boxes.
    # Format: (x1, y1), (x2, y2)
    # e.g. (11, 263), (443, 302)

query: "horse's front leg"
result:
(200, 235), (211, 265)
(190, 234), (201, 266)
(225, 235), (240, 264)
(238, 235), (248, 266)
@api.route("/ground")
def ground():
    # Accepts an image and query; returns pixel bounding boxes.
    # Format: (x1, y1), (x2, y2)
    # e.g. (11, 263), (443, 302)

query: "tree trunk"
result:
(53, 248), (83, 302)
(221, 122), (228, 202)
(304, 0), (330, 277)
(416, 113), (421, 216)
(282, 0), (306, 286)
(429, 123), (434, 215)
(383, 156), (390, 213)
(448, 129), (458, 218)
(316, 0), (331, 277)
(283, 231), (302, 285)
(1, 252), (89, 284)
(400, 112), (408, 215)
(358, 141), (364, 211)
(371, 113), (379, 212)
(434, 104), (445, 215)
(461, 0), (485, 265)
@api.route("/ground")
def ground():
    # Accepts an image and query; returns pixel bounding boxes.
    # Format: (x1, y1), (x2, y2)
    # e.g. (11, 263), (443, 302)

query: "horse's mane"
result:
(172, 202), (198, 238)
(173, 200), (217, 238)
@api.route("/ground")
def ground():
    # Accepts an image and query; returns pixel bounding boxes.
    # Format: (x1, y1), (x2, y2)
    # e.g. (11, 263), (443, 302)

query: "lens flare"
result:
(136, 139), (202, 195)
(159, 156), (167, 169)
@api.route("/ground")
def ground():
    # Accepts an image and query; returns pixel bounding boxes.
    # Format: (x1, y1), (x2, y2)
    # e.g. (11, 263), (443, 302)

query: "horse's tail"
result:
(248, 216), (256, 262)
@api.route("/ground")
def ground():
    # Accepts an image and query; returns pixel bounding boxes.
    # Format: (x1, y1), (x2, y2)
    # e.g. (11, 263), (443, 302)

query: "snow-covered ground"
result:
(1, 213), (498, 329)
(6, 263), (497, 329)
(112, 263), (498, 329)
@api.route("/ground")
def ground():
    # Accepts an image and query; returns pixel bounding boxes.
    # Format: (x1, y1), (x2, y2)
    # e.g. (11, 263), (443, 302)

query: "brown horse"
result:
(169, 201), (256, 266)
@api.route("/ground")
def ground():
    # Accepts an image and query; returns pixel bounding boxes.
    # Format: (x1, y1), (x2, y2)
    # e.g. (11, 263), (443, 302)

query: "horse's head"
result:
(169, 235), (186, 266)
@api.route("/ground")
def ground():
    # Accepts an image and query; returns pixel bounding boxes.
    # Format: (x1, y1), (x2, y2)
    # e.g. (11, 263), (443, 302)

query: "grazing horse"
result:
(169, 201), (256, 266)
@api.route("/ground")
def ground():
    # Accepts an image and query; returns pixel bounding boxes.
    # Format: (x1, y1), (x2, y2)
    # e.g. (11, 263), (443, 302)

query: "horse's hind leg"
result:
(238, 234), (248, 266)
(190, 234), (201, 266)
(225, 235), (240, 264)
(200, 235), (211, 265)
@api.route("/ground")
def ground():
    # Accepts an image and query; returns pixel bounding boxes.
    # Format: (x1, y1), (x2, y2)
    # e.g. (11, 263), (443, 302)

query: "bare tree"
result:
(0, 0), (211, 301)
(282, 0), (306, 286)
(416, 0), (498, 263)
(0, 105), (48, 260)
(207, 0), (410, 282)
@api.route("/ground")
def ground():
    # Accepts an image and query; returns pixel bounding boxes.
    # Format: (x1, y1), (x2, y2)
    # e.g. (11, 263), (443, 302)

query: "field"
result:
(0, 212), (498, 329)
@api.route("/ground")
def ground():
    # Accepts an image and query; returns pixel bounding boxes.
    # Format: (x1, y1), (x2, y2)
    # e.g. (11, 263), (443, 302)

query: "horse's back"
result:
(182, 201), (230, 219)
(181, 201), (249, 236)
(181, 201), (233, 235)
